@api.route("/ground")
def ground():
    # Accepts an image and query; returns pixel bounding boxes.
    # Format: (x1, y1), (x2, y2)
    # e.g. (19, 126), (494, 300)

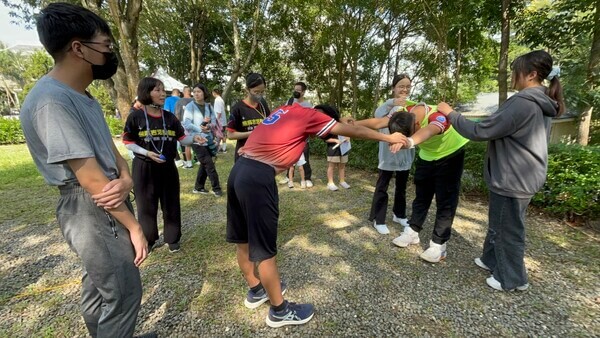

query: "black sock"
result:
(271, 300), (287, 312)
(250, 282), (263, 293)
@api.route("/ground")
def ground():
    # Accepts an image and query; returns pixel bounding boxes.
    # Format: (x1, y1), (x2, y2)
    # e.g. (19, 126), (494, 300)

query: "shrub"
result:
(533, 144), (600, 220)
(0, 117), (25, 144)
(105, 116), (124, 136)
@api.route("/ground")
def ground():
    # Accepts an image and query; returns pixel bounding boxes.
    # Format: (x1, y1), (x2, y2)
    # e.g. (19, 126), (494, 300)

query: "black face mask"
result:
(292, 91), (301, 99)
(80, 43), (119, 80)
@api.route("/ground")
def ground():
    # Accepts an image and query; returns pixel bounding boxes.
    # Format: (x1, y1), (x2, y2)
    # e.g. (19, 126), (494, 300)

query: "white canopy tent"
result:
(150, 67), (187, 92)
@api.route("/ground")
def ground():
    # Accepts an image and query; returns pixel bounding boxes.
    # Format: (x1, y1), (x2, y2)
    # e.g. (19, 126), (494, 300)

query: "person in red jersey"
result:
(227, 103), (408, 328)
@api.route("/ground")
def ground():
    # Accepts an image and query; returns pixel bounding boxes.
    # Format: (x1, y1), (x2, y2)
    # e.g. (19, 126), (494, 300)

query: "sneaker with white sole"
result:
(266, 301), (314, 328)
(305, 180), (314, 188)
(279, 177), (290, 184)
(392, 214), (410, 227)
(175, 160), (184, 167)
(288, 181), (294, 188)
(244, 280), (288, 309)
(300, 180), (307, 189)
(486, 276), (529, 291)
(420, 240), (447, 263)
(474, 257), (491, 271)
(372, 221), (390, 235)
(339, 181), (350, 189)
(392, 226), (420, 247)
(327, 183), (339, 191)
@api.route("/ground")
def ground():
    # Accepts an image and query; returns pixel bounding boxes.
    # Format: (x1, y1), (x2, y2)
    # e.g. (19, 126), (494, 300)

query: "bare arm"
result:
(411, 124), (443, 146)
(227, 130), (252, 140)
(68, 157), (148, 267)
(354, 116), (390, 130)
(92, 142), (134, 208)
(330, 123), (407, 148)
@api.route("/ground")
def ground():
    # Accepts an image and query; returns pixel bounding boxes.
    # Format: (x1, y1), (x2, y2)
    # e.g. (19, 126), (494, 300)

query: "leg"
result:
(490, 192), (531, 289)
(369, 170), (394, 224)
(288, 167), (294, 182)
(327, 162), (335, 184)
(431, 149), (465, 244)
(237, 243), (260, 287)
(299, 166), (305, 181)
(185, 146), (192, 162)
(192, 144), (208, 190)
(392, 170), (410, 219)
(302, 143), (312, 181)
(161, 163), (182, 245)
(409, 158), (436, 233)
(202, 155), (222, 193)
(338, 162), (346, 183)
(132, 158), (159, 246)
(257, 257), (283, 306)
(57, 191), (141, 338)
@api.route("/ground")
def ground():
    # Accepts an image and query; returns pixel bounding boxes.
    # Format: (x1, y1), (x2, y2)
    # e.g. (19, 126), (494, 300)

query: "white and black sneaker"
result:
(266, 300), (314, 328)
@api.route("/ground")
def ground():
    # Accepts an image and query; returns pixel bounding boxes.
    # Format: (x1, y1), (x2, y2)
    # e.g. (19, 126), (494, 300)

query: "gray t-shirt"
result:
(20, 75), (119, 186)
(374, 100), (415, 171)
(293, 99), (312, 108)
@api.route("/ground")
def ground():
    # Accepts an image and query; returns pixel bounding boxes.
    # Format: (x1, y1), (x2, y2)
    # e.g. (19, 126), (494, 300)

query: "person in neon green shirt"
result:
(354, 98), (468, 263)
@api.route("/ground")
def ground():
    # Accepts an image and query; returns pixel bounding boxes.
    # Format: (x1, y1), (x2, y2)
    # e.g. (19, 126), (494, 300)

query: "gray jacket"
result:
(448, 86), (559, 198)
(374, 101), (415, 171)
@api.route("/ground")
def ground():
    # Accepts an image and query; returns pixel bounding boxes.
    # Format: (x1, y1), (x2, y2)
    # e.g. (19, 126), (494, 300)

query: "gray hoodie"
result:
(448, 86), (559, 198)
(374, 100), (415, 171)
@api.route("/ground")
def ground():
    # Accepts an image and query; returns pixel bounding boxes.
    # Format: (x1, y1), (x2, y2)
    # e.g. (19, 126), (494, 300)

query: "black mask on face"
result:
(80, 43), (119, 80)
(292, 91), (301, 99)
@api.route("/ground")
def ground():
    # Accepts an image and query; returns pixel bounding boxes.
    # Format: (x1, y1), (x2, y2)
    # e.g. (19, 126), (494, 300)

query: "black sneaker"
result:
(168, 242), (180, 253)
(266, 300), (314, 328)
(213, 190), (223, 197)
(244, 280), (287, 309)
(193, 188), (208, 194)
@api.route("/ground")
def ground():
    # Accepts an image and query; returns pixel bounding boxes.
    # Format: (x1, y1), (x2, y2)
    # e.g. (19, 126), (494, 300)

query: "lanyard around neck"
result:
(143, 106), (168, 155)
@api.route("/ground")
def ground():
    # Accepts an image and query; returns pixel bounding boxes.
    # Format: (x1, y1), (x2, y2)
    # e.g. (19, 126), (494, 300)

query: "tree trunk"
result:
(498, 0), (511, 105)
(453, 28), (462, 105)
(222, 0), (260, 101)
(578, 0), (600, 145)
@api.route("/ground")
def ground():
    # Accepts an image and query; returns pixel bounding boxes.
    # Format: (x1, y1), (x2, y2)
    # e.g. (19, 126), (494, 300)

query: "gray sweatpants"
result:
(481, 191), (532, 290)
(57, 185), (142, 338)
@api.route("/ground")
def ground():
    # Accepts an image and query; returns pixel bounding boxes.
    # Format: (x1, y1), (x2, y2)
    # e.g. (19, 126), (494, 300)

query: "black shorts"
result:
(226, 157), (279, 262)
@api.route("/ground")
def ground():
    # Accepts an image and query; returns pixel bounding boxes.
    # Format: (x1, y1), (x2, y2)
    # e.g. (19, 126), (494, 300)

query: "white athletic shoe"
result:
(175, 160), (184, 167)
(327, 183), (339, 191)
(420, 240), (447, 263)
(392, 214), (410, 227)
(392, 227), (420, 247)
(373, 221), (390, 235)
(475, 258), (491, 271)
(279, 177), (290, 184)
(300, 180), (307, 189)
(288, 181), (294, 188)
(339, 181), (351, 189)
(486, 276), (529, 291)
(305, 180), (314, 188)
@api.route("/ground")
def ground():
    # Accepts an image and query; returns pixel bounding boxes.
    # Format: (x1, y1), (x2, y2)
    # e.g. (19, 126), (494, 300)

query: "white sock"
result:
(222, 143), (227, 151)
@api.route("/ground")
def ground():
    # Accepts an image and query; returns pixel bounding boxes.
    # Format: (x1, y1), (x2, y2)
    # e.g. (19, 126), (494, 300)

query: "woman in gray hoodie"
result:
(437, 50), (564, 291)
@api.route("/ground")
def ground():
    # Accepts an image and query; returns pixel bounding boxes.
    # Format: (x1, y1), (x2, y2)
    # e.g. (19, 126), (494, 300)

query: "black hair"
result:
(246, 72), (266, 89)
(36, 2), (112, 61)
(391, 73), (411, 88)
(137, 77), (164, 105)
(212, 87), (222, 95)
(193, 83), (210, 100)
(295, 81), (307, 91)
(388, 111), (416, 137)
(314, 104), (340, 122)
(511, 50), (565, 116)
(171, 88), (181, 95)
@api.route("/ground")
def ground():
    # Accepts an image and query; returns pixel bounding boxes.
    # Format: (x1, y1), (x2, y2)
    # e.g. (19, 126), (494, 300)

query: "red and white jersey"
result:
(240, 105), (337, 172)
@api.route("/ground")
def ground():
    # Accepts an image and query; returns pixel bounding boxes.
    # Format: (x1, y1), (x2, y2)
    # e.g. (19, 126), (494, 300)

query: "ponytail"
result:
(547, 77), (565, 117)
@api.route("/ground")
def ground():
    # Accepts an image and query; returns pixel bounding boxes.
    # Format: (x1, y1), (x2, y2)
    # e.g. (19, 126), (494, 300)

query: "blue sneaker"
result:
(266, 301), (314, 328)
(244, 280), (287, 309)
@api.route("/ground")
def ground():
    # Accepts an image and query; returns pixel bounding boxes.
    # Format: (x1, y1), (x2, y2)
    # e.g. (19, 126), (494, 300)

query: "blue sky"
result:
(0, 2), (41, 47)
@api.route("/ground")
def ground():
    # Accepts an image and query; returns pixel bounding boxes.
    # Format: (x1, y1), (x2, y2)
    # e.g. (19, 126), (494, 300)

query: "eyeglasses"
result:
(80, 41), (114, 51)
(397, 85), (412, 90)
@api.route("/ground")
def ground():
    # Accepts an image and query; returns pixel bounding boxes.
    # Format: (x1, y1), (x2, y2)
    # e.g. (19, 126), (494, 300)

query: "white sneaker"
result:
(392, 227), (420, 247)
(305, 180), (314, 188)
(392, 214), (410, 227)
(279, 177), (289, 184)
(288, 181), (294, 188)
(373, 221), (390, 235)
(420, 240), (447, 263)
(327, 183), (339, 191)
(300, 180), (307, 189)
(339, 181), (351, 189)
(474, 258), (491, 271)
(183, 161), (193, 169)
(486, 276), (529, 291)
(175, 160), (184, 167)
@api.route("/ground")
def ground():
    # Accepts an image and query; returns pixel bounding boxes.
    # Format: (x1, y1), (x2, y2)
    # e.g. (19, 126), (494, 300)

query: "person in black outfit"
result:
(123, 77), (203, 253)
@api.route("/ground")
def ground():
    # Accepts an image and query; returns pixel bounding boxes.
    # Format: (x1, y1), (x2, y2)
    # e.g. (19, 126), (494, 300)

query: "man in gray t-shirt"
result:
(19, 3), (150, 337)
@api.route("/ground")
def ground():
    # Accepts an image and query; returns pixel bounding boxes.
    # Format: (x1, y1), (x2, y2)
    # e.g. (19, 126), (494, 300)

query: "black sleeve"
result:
(123, 109), (142, 143)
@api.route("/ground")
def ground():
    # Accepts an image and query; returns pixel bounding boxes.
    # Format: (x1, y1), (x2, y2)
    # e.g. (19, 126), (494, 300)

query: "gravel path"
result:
(1, 150), (599, 337)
